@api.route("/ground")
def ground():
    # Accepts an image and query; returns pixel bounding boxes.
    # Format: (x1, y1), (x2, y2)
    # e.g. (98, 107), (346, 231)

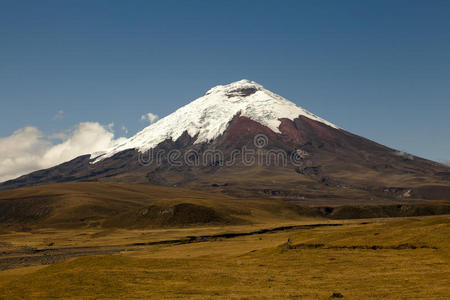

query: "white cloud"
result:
(0, 127), (51, 182)
(121, 126), (129, 135)
(141, 112), (159, 124)
(0, 122), (126, 182)
(53, 110), (64, 120)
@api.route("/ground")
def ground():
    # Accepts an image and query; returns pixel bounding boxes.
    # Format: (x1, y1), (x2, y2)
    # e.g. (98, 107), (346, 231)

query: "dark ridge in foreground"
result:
(0, 183), (449, 232)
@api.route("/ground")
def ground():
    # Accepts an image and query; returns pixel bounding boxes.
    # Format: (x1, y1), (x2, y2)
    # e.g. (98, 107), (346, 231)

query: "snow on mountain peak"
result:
(205, 79), (262, 97)
(92, 80), (338, 162)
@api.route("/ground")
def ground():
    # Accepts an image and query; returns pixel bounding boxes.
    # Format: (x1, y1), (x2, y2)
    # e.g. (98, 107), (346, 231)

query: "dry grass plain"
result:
(0, 215), (449, 299)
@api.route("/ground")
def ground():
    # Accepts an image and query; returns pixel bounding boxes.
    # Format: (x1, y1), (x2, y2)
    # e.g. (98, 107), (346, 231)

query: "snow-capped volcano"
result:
(2, 79), (449, 205)
(93, 79), (338, 162)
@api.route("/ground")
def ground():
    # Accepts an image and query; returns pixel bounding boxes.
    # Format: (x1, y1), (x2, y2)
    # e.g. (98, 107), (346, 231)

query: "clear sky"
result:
(1, 0), (450, 170)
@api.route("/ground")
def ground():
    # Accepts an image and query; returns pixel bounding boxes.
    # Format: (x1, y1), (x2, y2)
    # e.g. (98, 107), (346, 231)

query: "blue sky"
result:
(1, 0), (450, 166)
